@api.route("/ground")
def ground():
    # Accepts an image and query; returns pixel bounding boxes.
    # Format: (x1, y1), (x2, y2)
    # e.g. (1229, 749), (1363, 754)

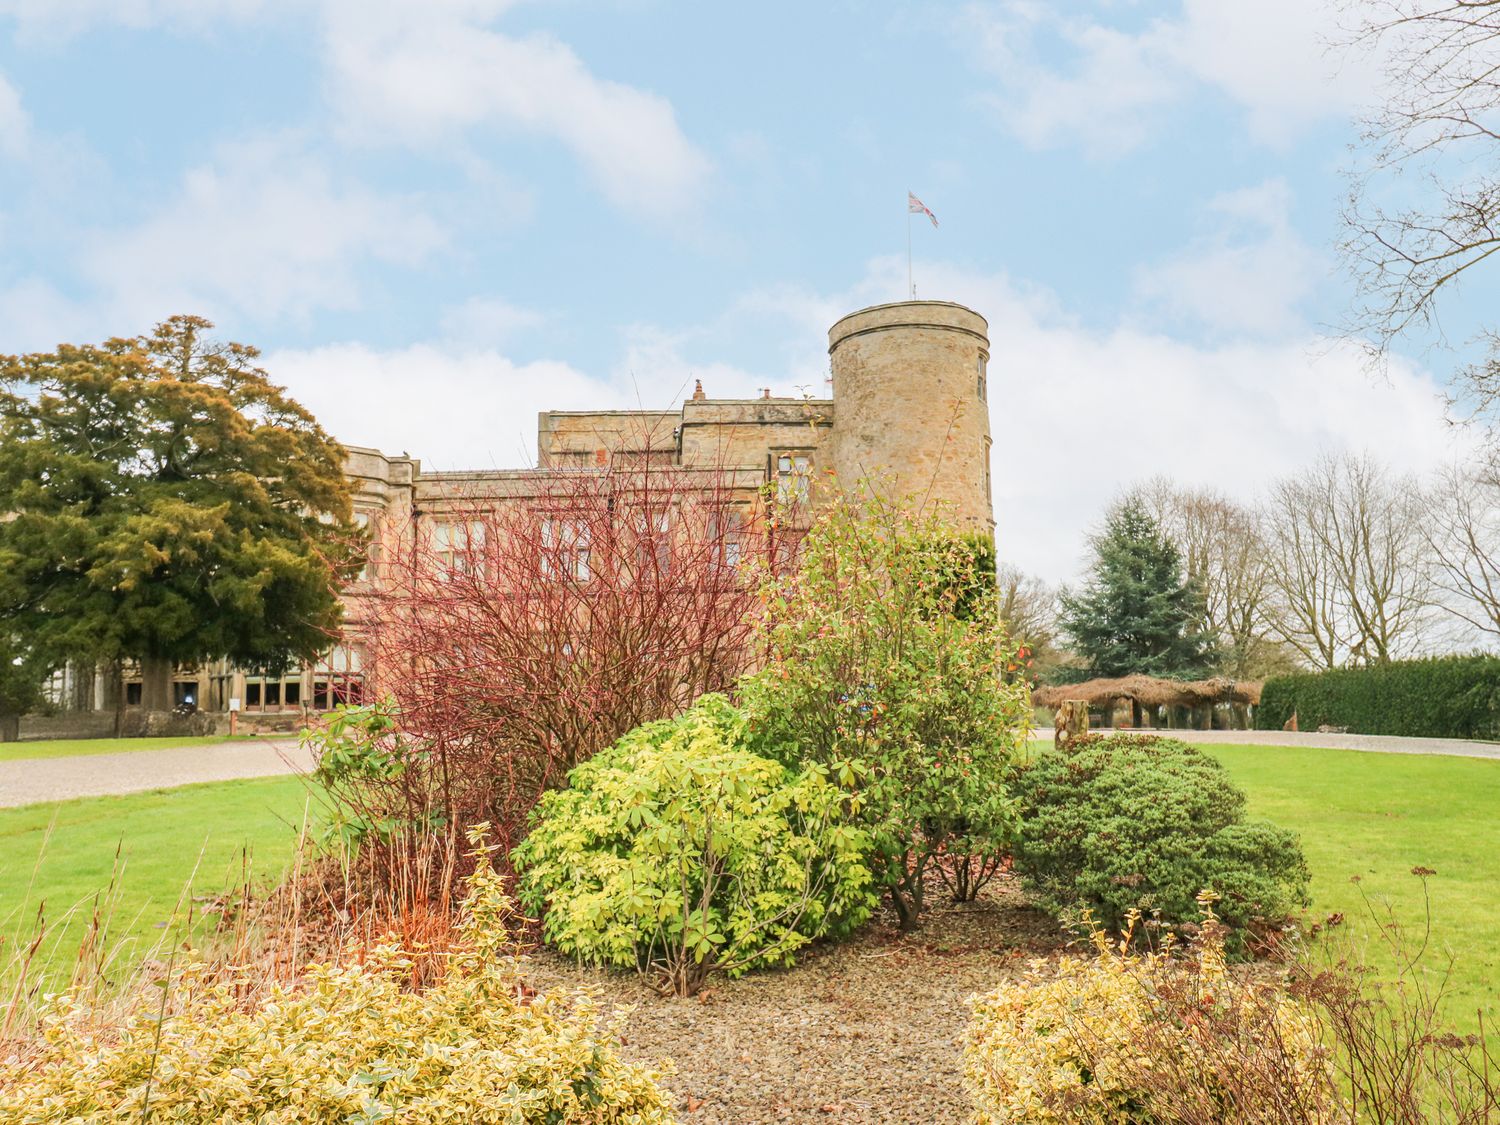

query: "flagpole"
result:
(906, 196), (914, 299)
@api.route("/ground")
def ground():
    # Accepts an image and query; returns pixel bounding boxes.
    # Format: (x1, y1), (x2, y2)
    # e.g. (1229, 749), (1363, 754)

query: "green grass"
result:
(5, 739), (1495, 1041)
(0, 776), (317, 994)
(0, 735), (241, 762)
(1204, 744), (1500, 1034)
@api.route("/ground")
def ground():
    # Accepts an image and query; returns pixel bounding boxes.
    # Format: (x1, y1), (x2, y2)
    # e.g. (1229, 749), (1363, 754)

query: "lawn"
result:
(1206, 744), (1500, 1034)
(3, 742), (1495, 1043)
(0, 734), (239, 762)
(0, 775), (316, 996)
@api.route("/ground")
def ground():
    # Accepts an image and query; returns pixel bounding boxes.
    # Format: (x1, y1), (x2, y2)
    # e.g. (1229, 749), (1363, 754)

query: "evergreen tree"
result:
(1058, 499), (1217, 679)
(0, 316), (360, 711)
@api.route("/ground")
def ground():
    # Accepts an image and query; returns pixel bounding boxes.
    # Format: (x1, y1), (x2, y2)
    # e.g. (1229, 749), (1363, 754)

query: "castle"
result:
(38, 300), (995, 731)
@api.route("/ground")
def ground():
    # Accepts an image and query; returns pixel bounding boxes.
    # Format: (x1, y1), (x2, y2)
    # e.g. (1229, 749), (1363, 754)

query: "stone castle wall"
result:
(827, 301), (992, 532)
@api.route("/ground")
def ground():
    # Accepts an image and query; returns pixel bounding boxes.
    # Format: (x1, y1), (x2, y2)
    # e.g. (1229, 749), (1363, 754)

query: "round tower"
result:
(827, 300), (993, 532)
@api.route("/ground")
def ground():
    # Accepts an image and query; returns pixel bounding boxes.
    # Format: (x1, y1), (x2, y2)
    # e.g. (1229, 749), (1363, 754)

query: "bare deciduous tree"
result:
(1421, 458), (1500, 636)
(996, 562), (1058, 664)
(1341, 1), (1500, 416)
(1130, 480), (1281, 678)
(1261, 453), (1435, 667)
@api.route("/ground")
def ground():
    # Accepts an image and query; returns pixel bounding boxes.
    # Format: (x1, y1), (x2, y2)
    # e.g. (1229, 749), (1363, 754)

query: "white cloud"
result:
(1162, 0), (1380, 145)
(439, 296), (545, 346)
(320, 0), (712, 218)
(963, 0), (1382, 153)
(0, 279), (97, 352)
(1132, 179), (1323, 337)
(0, 71), (27, 156)
(613, 324), (770, 404)
(0, 0), (711, 219)
(265, 342), (607, 471)
(0, 0), (284, 40)
(964, 2), (1180, 156)
(82, 136), (446, 325)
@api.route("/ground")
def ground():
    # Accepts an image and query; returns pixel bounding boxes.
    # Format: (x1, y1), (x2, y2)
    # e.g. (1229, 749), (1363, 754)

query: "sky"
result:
(0, 0), (1489, 583)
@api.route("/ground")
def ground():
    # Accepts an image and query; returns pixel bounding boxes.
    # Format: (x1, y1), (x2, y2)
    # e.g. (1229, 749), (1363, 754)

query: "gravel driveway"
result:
(0, 737), (312, 808)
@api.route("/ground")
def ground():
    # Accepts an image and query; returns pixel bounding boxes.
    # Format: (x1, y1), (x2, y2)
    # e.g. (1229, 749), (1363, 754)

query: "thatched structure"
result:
(1033, 675), (1262, 731)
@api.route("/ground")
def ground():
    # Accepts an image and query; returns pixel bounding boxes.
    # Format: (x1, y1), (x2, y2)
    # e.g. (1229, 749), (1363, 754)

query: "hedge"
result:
(1255, 655), (1500, 739)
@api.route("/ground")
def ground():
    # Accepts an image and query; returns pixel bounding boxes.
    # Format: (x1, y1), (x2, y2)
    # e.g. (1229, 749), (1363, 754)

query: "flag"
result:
(908, 191), (938, 228)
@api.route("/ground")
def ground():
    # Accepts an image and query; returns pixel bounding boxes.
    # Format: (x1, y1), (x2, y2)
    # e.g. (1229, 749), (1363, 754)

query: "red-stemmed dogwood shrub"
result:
(329, 456), (768, 861)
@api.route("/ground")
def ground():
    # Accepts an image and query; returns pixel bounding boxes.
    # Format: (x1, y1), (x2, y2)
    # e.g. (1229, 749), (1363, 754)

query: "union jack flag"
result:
(908, 192), (938, 228)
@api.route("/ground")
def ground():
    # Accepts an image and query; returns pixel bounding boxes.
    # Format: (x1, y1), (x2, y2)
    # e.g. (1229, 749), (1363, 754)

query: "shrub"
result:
(0, 834), (675, 1124)
(357, 444), (760, 856)
(1256, 654), (1500, 739)
(740, 484), (1032, 930)
(512, 695), (875, 996)
(964, 904), (1342, 1124)
(1011, 734), (1309, 950)
(307, 697), (440, 847)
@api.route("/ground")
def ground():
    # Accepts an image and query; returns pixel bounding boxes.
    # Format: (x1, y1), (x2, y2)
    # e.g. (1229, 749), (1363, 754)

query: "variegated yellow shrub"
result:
(0, 834), (675, 1124)
(964, 903), (1343, 1125)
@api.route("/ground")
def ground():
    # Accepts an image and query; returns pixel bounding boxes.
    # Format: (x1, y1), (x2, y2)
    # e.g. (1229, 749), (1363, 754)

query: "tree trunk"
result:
(1130, 699), (1143, 729)
(140, 654), (171, 712)
(891, 863), (925, 932)
(1102, 699), (1115, 728)
(67, 661), (96, 712)
(109, 661), (125, 738)
(1056, 700), (1090, 752)
(0, 713), (18, 743)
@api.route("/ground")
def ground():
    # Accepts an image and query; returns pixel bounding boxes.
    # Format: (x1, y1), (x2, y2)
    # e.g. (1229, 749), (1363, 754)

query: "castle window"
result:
(777, 454), (811, 504)
(710, 507), (745, 571)
(433, 520), (485, 577)
(353, 511), (373, 582)
(541, 516), (591, 581)
(633, 509), (671, 575)
(977, 353), (987, 401)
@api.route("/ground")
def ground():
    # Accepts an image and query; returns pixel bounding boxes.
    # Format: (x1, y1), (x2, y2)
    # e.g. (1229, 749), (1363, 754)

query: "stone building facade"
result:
(43, 300), (994, 728)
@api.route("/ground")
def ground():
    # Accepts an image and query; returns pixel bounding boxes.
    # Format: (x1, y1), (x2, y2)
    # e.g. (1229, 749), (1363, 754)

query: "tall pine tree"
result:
(1059, 499), (1217, 680)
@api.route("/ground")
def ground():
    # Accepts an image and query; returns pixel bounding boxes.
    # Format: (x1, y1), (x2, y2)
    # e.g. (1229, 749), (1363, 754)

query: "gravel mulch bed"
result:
(522, 876), (1062, 1124)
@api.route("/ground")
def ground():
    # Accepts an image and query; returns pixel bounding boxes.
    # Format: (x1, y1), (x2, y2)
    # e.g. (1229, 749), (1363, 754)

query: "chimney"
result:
(691, 379), (706, 401)
(761, 387), (772, 400)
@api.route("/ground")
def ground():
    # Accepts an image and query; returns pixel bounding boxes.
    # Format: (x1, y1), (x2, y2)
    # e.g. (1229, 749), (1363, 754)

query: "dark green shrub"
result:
(1256, 655), (1500, 739)
(1011, 734), (1310, 952)
(512, 695), (875, 996)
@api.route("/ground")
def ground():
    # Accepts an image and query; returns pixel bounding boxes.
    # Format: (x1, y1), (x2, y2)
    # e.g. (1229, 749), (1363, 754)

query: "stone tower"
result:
(827, 300), (994, 533)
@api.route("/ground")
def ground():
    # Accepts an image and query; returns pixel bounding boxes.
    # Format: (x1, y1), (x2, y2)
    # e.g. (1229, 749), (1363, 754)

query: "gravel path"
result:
(523, 879), (1060, 1124)
(1035, 727), (1500, 760)
(0, 737), (310, 808)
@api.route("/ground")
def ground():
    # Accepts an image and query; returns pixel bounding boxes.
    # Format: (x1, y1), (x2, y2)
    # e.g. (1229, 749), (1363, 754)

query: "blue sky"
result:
(0, 0), (1485, 580)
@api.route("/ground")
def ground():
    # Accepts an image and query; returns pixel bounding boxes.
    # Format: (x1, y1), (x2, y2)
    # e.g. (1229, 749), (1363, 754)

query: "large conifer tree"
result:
(0, 316), (360, 714)
(1058, 499), (1217, 679)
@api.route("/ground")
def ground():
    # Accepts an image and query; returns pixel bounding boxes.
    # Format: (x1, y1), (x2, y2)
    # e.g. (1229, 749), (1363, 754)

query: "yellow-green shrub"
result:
(513, 695), (875, 997)
(0, 836), (675, 1124)
(964, 903), (1341, 1125)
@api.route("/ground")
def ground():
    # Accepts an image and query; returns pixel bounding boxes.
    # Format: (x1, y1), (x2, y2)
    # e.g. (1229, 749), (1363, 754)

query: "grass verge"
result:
(0, 775), (316, 1001)
(1205, 744), (1499, 1035)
